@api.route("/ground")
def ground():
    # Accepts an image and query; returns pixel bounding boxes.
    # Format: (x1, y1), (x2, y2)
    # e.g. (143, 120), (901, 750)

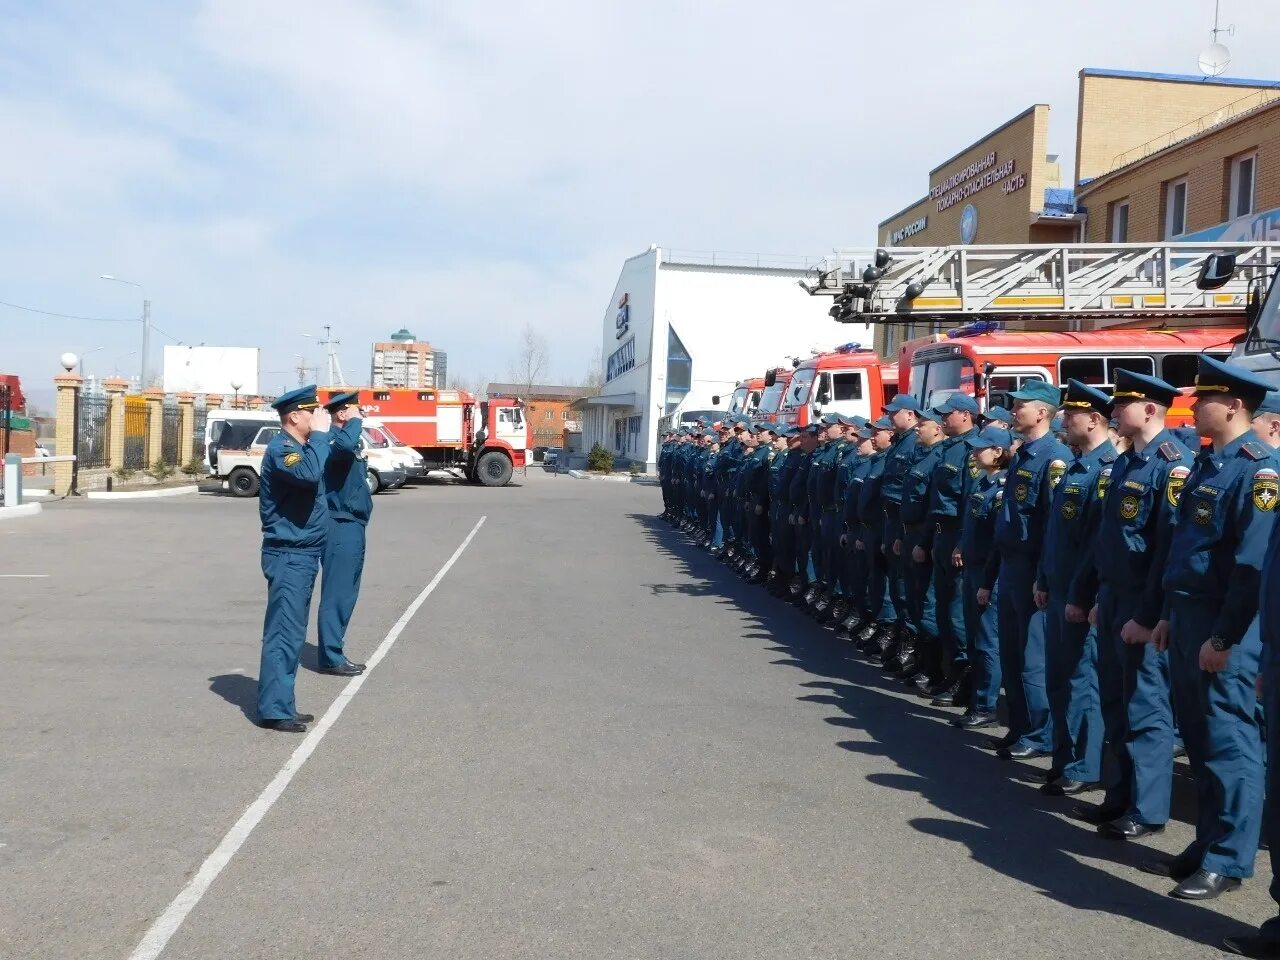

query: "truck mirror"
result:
(1246, 276), (1267, 324)
(1196, 252), (1237, 290)
(764, 370), (776, 387)
(711, 395), (721, 405)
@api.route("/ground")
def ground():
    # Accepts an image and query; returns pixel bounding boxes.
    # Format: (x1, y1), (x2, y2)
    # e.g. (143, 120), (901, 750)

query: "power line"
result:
(0, 297), (140, 322)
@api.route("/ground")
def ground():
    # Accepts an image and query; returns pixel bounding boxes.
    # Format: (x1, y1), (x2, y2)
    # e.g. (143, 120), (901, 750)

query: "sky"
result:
(2, 0), (1279, 405)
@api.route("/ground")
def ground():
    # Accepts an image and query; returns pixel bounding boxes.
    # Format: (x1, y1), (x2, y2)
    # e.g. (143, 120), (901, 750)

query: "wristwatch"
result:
(1209, 635), (1230, 652)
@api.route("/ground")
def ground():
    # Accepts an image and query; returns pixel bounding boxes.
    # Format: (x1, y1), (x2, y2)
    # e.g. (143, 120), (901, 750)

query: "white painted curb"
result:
(23, 489), (52, 498)
(0, 503), (42, 521)
(567, 470), (633, 482)
(86, 485), (199, 501)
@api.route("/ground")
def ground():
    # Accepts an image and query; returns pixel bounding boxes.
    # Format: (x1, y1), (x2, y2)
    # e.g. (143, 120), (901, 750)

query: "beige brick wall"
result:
(1078, 100), (1280, 242)
(1076, 72), (1280, 184)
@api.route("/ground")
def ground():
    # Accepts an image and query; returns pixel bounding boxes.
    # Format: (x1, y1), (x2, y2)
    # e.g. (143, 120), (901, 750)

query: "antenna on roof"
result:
(1198, 0), (1233, 77)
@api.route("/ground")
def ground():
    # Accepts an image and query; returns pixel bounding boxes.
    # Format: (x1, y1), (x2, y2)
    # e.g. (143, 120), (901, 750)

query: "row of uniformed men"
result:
(657, 355), (1280, 957)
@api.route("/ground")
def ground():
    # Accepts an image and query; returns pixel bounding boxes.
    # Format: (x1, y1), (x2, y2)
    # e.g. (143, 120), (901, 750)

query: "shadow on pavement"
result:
(208, 673), (258, 722)
(627, 510), (1256, 951)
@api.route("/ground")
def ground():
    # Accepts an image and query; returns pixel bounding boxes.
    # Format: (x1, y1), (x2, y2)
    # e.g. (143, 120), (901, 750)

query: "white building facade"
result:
(581, 247), (872, 470)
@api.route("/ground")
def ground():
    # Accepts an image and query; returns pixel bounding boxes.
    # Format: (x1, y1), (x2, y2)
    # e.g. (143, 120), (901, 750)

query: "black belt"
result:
(934, 517), (961, 531)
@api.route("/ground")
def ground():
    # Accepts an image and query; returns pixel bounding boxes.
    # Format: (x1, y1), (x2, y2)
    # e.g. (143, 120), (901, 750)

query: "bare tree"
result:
(508, 323), (549, 403)
(581, 345), (604, 395)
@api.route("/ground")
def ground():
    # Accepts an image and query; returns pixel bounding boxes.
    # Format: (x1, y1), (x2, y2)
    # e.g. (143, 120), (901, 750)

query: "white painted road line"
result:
(127, 515), (487, 960)
(0, 574), (50, 578)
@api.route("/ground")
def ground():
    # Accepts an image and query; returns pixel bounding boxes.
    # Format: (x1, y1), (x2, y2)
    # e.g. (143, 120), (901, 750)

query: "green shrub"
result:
(628, 462), (642, 476)
(149, 459), (175, 480)
(180, 456), (204, 476)
(586, 444), (614, 472)
(114, 466), (136, 481)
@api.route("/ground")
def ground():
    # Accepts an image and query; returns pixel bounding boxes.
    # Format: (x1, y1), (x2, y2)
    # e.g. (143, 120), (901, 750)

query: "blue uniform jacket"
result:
(900, 439), (945, 527)
(961, 472), (1004, 570)
(1038, 440), (1115, 593)
(856, 452), (888, 533)
(1163, 431), (1277, 645)
(879, 431), (920, 514)
(985, 430), (1072, 588)
(928, 429), (980, 524)
(324, 417), (374, 525)
(260, 428), (331, 552)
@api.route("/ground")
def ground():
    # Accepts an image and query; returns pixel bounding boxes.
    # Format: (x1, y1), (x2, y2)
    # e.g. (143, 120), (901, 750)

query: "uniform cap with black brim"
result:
(1195, 354), (1273, 407)
(1111, 368), (1180, 408)
(271, 384), (320, 416)
(323, 390), (361, 413)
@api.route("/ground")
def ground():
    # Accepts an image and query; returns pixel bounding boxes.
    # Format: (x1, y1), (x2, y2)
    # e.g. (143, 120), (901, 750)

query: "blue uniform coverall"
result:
(1037, 440), (1114, 783)
(318, 416), (373, 670)
(929, 430), (979, 677)
(962, 471), (1004, 714)
(985, 430), (1072, 751)
(857, 451), (893, 624)
(1161, 431), (1276, 879)
(880, 431), (921, 629)
(900, 438), (945, 648)
(1070, 431), (1190, 827)
(257, 427), (331, 721)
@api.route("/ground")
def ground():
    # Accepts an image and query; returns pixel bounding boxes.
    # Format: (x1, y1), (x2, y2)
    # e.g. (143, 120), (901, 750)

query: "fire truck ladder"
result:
(801, 242), (1280, 324)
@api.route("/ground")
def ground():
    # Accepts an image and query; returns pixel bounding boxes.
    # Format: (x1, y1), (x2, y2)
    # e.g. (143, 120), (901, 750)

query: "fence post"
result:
(205, 394), (223, 410)
(103, 377), (128, 471)
(177, 393), (194, 467)
(53, 370), (83, 496)
(143, 387), (164, 468)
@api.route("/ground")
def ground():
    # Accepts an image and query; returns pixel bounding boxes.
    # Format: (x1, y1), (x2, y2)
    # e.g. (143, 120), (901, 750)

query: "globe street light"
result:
(98, 275), (150, 389)
(230, 379), (243, 410)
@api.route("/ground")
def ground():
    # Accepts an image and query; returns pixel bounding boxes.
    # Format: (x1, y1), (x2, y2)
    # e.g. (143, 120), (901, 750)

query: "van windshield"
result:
(782, 368), (815, 410)
(364, 426), (391, 448)
(757, 381), (787, 414)
(377, 422), (406, 446)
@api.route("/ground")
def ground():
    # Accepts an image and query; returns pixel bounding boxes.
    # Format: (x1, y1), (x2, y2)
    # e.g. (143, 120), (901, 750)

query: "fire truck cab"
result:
(723, 377), (766, 418)
(754, 367), (794, 423)
(777, 343), (897, 429)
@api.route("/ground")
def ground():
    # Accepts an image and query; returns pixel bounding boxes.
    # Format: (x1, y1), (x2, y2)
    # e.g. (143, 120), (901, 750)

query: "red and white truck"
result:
(319, 386), (530, 486)
(776, 342), (899, 429)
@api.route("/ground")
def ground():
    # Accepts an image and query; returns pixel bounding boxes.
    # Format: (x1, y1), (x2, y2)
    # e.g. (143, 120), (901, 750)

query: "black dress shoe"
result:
(257, 718), (308, 733)
(293, 712), (315, 724)
(1223, 934), (1280, 958)
(1040, 778), (1101, 796)
(998, 744), (1051, 760)
(1138, 857), (1198, 882)
(1069, 801), (1128, 825)
(952, 711), (998, 729)
(318, 661), (365, 676)
(1169, 869), (1241, 900)
(984, 732), (1019, 751)
(1028, 767), (1065, 784)
(1098, 816), (1165, 840)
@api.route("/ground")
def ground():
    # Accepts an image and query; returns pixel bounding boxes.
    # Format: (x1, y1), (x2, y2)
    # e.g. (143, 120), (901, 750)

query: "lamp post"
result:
(230, 379), (243, 410)
(98, 275), (150, 389)
(60, 353), (81, 494)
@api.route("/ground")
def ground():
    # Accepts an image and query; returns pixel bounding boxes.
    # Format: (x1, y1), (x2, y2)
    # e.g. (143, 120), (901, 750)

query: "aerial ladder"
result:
(800, 242), (1280, 328)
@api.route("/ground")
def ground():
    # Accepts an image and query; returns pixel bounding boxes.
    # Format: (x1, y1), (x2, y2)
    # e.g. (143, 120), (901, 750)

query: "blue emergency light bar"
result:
(834, 342), (864, 353)
(947, 321), (1003, 339)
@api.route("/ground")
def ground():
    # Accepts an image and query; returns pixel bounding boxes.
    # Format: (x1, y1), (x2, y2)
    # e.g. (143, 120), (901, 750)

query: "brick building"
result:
(1074, 70), (1280, 250)
(485, 382), (592, 450)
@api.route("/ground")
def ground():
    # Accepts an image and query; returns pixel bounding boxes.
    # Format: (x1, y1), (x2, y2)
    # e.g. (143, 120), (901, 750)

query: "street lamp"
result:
(78, 346), (106, 378)
(98, 275), (150, 390)
(230, 379), (243, 410)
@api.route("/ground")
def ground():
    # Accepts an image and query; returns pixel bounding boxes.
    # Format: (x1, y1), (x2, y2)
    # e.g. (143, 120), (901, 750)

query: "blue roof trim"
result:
(1081, 67), (1278, 88)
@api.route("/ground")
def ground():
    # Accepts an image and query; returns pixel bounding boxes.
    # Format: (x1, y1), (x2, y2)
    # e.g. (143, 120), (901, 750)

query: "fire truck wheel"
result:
(476, 451), (513, 487)
(228, 467), (260, 498)
(366, 470), (381, 495)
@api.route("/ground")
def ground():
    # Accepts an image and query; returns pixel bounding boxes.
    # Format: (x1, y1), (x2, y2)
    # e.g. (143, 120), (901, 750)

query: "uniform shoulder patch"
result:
(1253, 467), (1279, 512)
(1241, 442), (1269, 461)
(1048, 459), (1067, 488)
(282, 451), (303, 468)
(1167, 465), (1191, 507)
(1157, 441), (1183, 462)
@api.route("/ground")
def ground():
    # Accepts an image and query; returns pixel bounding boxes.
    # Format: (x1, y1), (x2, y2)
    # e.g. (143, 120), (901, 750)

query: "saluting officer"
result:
(980, 380), (1071, 759)
(1066, 368), (1190, 839)
(256, 385), (331, 733)
(1143, 355), (1277, 901)
(925, 394), (981, 706)
(1034, 380), (1115, 797)
(316, 392), (371, 677)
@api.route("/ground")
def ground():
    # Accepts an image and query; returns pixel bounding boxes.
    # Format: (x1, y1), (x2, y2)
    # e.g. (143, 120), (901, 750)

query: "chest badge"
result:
(282, 451), (302, 468)
(1119, 495), (1140, 520)
(1014, 483), (1029, 502)
(968, 454), (979, 480)
(1060, 500), (1078, 520)
(1193, 500), (1215, 525)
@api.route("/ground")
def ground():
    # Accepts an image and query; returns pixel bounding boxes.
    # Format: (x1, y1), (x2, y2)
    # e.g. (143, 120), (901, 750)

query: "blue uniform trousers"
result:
(257, 548), (321, 721)
(963, 568), (1000, 713)
(1167, 595), (1263, 877)
(1260, 661), (1280, 942)
(318, 519), (366, 669)
(819, 510), (842, 587)
(904, 525), (937, 641)
(843, 533), (868, 613)
(1098, 583), (1175, 825)
(771, 505), (792, 577)
(998, 556), (1052, 750)
(1045, 589), (1103, 782)
(933, 528), (966, 672)
(863, 522), (894, 622)
(884, 517), (909, 624)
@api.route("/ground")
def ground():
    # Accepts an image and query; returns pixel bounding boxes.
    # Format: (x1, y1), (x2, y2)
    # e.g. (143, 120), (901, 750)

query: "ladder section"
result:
(802, 242), (1280, 323)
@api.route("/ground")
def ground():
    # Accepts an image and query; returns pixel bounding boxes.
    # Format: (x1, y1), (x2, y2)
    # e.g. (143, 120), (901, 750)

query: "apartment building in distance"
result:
(370, 328), (435, 388)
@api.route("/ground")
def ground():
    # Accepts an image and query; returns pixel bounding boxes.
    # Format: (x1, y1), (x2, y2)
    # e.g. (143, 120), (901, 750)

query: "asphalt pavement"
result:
(0, 468), (1272, 959)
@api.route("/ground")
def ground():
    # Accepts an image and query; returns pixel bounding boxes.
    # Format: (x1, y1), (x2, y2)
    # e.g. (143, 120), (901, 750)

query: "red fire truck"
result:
(776, 342), (898, 429)
(319, 386), (529, 486)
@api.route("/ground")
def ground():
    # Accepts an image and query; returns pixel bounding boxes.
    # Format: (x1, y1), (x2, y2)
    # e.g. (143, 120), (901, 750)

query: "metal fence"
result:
(192, 399), (207, 464)
(77, 393), (111, 469)
(161, 400), (180, 465)
(123, 397), (150, 470)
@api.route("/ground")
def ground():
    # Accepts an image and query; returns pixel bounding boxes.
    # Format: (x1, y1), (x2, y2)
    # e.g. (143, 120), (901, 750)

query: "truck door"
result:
(985, 368), (1052, 411)
(815, 369), (871, 421)
(495, 405), (527, 449)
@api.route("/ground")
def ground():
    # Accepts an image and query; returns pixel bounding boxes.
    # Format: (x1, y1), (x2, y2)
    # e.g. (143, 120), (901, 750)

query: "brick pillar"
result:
(177, 392), (195, 467)
(53, 371), (83, 495)
(143, 387), (164, 468)
(205, 394), (224, 410)
(103, 377), (129, 470)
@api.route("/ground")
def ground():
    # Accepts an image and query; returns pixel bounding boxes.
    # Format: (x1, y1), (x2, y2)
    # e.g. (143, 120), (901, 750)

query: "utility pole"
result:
(141, 299), (151, 388)
(319, 324), (346, 385)
(294, 355), (317, 386)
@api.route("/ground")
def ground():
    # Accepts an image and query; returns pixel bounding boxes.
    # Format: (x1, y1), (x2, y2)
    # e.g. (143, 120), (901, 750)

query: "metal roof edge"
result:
(1080, 66), (1279, 89)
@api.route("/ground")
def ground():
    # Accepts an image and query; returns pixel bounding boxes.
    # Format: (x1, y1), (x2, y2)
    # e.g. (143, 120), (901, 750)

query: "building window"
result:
(606, 338), (636, 382)
(562, 410), (570, 420)
(1230, 152), (1256, 219)
(1164, 178), (1188, 238)
(544, 410), (554, 420)
(665, 325), (692, 414)
(1109, 201), (1129, 243)
(374, 391), (390, 401)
